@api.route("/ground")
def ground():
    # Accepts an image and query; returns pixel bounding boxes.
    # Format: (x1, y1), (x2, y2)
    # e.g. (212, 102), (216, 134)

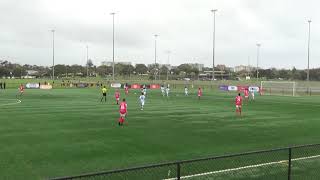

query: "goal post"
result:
(260, 81), (296, 96)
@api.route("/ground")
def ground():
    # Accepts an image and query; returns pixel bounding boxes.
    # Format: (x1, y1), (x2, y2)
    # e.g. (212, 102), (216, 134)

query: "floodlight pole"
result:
(51, 29), (55, 81)
(247, 56), (250, 77)
(256, 43), (261, 79)
(211, 9), (217, 81)
(154, 34), (158, 81)
(111, 12), (116, 81)
(166, 50), (171, 81)
(307, 20), (311, 82)
(86, 45), (89, 77)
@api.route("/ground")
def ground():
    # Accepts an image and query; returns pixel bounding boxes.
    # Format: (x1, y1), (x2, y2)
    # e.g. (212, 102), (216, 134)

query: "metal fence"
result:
(261, 87), (320, 96)
(50, 143), (320, 180)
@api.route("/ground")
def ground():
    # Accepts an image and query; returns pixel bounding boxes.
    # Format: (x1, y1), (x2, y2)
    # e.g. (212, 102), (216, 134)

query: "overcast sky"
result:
(0, 0), (319, 69)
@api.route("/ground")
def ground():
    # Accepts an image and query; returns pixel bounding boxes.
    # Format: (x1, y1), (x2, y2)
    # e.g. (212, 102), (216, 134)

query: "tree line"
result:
(0, 59), (317, 81)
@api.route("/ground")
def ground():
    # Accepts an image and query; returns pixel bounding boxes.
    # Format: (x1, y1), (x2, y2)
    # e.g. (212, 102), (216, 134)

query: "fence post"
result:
(288, 147), (292, 180)
(177, 163), (181, 180)
(270, 88), (272, 95)
(310, 88), (312, 96)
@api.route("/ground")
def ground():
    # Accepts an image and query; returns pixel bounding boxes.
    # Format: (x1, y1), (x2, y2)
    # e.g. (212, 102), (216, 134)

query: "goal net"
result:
(260, 81), (296, 96)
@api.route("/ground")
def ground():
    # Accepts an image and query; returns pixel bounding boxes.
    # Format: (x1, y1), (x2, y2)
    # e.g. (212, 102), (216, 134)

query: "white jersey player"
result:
(160, 85), (165, 96)
(251, 91), (255, 100)
(139, 93), (146, 110)
(184, 87), (188, 96)
(166, 86), (170, 97)
(142, 87), (147, 96)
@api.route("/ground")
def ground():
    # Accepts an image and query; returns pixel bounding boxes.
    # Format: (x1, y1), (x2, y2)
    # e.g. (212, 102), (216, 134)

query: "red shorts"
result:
(120, 111), (127, 117)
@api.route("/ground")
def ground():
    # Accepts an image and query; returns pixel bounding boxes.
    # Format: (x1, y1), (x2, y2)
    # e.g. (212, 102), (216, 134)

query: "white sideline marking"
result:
(0, 99), (21, 107)
(164, 154), (320, 180)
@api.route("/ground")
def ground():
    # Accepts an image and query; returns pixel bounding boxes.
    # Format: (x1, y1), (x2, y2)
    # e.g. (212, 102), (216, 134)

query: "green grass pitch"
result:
(0, 88), (319, 179)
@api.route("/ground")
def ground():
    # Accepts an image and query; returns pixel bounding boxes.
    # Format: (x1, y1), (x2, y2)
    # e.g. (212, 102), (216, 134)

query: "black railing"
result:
(50, 143), (320, 180)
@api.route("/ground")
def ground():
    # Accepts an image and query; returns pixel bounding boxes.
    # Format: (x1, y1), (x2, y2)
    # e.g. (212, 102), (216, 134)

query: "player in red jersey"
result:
(244, 88), (249, 103)
(16, 84), (24, 99)
(115, 89), (120, 105)
(198, 87), (202, 100)
(125, 86), (129, 95)
(118, 98), (127, 126)
(235, 93), (243, 116)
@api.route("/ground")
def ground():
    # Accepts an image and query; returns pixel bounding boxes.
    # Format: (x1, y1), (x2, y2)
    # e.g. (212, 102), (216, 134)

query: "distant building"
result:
(228, 67), (235, 72)
(22, 70), (38, 79)
(26, 70), (38, 76)
(101, 61), (132, 66)
(187, 63), (204, 71)
(216, 64), (226, 71)
(118, 62), (132, 65)
(101, 61), (113, 66)
(234, 65), (254, 72)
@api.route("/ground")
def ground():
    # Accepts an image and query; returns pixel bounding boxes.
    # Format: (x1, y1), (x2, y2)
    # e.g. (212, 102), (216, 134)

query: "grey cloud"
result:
(1, 0), (320, 69)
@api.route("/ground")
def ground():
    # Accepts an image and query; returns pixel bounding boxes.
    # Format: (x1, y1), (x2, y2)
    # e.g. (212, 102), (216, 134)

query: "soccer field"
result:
(0, 88), (320, 179)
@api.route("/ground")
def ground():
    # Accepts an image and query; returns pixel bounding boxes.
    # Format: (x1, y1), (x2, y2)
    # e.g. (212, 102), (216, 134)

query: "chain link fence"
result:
(50, 144), (320, 180)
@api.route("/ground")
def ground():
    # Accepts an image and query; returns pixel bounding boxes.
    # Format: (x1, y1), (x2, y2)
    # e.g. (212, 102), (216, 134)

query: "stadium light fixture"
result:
(110, 12), (116, 81)
(211, 9), (217, 81)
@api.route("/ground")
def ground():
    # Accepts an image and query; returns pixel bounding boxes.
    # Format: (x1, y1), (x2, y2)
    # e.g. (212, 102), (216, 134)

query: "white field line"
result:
(164, 154), (320, 180)
(0, 99), (21, 107)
